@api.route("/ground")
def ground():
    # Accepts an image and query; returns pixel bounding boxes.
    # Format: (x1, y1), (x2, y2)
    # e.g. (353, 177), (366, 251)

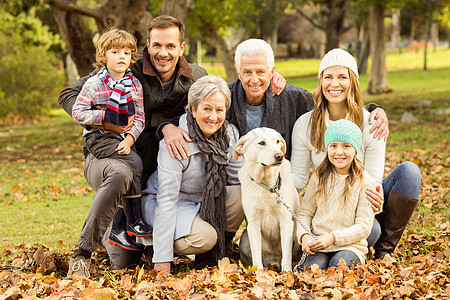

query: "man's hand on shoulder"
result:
(368, 107), (389, 141)
(162, 124), (192, 160)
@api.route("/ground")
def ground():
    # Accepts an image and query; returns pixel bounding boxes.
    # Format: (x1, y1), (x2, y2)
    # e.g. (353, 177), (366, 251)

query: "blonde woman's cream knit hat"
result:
(318, 48), (359, 78)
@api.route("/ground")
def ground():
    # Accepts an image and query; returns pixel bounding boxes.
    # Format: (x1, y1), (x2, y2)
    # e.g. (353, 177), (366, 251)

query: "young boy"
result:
(70, 28), (150, 277)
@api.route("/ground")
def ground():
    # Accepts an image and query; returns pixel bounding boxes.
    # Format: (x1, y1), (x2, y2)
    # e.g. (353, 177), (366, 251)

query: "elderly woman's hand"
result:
(162, 124), (192, 160)
(154, 262), (171, 275)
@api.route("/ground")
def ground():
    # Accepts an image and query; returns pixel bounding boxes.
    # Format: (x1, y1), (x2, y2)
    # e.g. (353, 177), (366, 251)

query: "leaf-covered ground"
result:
(1, 110), (449, 298)
(0, 142), (449, 299)
(0, 238), (449, 299)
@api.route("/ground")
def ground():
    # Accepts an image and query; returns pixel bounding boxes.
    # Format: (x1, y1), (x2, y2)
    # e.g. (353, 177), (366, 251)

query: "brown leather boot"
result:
(374, 191), (418, 259)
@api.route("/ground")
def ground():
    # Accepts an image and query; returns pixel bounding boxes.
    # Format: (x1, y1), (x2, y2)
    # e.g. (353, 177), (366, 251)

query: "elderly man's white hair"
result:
(234, 39), (275, 72)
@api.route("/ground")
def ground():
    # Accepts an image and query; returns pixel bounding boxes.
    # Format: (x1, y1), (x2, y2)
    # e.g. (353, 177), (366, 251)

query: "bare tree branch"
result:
(43, 0), (101, 19)
(295, 8), (326, 31)
(342, 25), (352, 33)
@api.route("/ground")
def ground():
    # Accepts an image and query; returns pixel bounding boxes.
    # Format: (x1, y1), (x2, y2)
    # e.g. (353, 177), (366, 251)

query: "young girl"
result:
(297, 119), (376, 269)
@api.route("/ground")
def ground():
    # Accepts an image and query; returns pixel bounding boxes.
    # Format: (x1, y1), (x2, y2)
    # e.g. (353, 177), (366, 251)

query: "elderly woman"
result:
(140, 75), (244, 275)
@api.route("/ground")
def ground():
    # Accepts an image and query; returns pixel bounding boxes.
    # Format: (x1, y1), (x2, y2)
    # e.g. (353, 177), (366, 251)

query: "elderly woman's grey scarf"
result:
(186, 112), (229, 261)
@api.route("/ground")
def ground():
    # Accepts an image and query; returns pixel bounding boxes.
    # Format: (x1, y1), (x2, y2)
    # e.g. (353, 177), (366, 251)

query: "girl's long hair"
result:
(312, 153), (365, 210)
(309, 69), (364, 154)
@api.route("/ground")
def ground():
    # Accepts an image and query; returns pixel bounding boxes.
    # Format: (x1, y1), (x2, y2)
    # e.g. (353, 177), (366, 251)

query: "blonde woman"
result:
(291, 49), (421, 261)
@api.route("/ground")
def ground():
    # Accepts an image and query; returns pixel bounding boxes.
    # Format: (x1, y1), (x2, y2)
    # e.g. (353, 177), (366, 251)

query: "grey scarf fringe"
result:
(187, 112), (229, 261)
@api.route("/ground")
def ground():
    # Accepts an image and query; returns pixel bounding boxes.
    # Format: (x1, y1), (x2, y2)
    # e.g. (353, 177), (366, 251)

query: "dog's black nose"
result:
(275, 153), (284, 162)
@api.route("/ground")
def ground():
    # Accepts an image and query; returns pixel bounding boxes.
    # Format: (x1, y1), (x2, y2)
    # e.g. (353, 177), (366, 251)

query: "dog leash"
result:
(249, 174), (318, 271)
(275, 191), (317, 271)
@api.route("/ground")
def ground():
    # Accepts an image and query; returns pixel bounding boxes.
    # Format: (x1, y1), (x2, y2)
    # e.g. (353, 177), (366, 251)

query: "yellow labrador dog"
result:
(233, 127), (299, 271)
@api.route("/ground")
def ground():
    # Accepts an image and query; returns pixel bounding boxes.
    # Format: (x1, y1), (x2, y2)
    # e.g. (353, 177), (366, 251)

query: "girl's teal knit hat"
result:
(324, 119), (362, 154)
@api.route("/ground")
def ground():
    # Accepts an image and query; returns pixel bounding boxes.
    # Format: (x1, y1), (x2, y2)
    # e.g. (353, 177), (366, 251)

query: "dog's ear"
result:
(279, 134), (287, 155)
(233, 136), (246, 161)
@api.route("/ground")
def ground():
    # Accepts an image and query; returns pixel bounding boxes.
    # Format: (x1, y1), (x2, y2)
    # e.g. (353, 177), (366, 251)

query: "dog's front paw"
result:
(253, 262), (264, 270)
(281, 264), (292, 272)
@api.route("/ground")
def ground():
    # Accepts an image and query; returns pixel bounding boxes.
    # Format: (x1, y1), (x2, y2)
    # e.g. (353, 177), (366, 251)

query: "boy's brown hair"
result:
(94, 28), (137, 70)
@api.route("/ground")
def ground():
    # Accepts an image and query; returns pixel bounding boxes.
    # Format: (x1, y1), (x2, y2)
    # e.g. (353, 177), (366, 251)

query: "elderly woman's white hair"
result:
(186, 75), (231, 113)
(234, 39), (275, 72)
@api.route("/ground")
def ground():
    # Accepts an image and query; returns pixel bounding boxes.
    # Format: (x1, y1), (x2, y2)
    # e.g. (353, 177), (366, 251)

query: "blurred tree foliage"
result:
(0, 2), (65, 118)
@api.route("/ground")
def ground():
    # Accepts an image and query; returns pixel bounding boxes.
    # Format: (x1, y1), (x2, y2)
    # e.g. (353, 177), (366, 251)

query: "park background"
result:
(0, 0), (449, 298)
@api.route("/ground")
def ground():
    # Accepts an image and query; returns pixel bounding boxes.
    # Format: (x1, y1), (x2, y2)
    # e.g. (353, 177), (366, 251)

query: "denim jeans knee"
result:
(329, 250), (361, 268)
(383, 161), (422, 199)
(303, 252), (330, 270)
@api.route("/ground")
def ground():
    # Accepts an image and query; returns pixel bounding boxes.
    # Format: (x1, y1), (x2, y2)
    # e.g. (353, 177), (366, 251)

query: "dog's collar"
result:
(250, 173), (282, 193)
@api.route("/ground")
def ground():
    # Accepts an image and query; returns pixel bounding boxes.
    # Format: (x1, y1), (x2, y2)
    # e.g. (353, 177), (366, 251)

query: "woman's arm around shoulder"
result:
(290, 111), (314, 191)
(361, 109), (386, 184)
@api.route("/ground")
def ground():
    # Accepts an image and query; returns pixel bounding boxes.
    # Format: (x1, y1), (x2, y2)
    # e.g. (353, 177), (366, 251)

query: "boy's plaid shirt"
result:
(72, 75), (145, 141)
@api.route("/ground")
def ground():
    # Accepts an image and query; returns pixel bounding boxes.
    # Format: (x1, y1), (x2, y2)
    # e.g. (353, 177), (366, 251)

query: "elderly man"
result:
(227, 39), (313, 159)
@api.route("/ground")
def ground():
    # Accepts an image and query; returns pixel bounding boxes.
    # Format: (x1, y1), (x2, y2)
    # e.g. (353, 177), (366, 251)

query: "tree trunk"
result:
(204, 31), (238, 82)
(159, 0), (194, 22)
(424, 2), (431, 70)
(367, 2), (391, 95)
(357, 27), (370, 75)
(391, 9), (401, 47)
(325, 26), (340, 52)
(270, 20), (280, 56)
(324, 0), (347, 51)
(409, 17), (417, 43)
(266, 0), (282, 54)
(295, 0), (349, 53)
(185, 37), (198, 63)
(47, 3), (96, 77)
(448, 30), (450, 48)
(430, 23), (439, 45)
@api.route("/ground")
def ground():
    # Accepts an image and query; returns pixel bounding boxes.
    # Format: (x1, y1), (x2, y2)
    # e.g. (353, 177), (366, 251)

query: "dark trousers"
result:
(78, 133), (143, 252)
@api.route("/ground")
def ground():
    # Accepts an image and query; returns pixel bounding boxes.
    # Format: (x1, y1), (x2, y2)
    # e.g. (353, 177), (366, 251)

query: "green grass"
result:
(0, 110), (93, 252)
